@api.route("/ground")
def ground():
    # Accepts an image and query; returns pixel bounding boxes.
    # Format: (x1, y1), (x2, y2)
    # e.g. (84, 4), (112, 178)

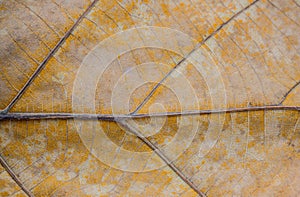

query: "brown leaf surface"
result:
(0, 0), (299, 196)
(0, 0), (93, 111)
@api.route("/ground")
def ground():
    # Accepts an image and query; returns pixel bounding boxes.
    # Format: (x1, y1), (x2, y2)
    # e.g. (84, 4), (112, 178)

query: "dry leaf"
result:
(0, 0), (299, 196)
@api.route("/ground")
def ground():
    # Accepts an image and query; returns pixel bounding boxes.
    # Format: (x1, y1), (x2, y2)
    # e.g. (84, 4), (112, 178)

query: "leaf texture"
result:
(0, 0), (299, 196)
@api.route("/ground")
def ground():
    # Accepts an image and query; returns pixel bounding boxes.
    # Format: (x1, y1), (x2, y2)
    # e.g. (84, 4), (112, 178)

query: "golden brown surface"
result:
(0, 0), (299, 196)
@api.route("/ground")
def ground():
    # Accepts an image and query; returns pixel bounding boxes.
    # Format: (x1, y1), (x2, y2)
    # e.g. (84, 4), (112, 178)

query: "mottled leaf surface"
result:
(0, 0), (299, 196)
